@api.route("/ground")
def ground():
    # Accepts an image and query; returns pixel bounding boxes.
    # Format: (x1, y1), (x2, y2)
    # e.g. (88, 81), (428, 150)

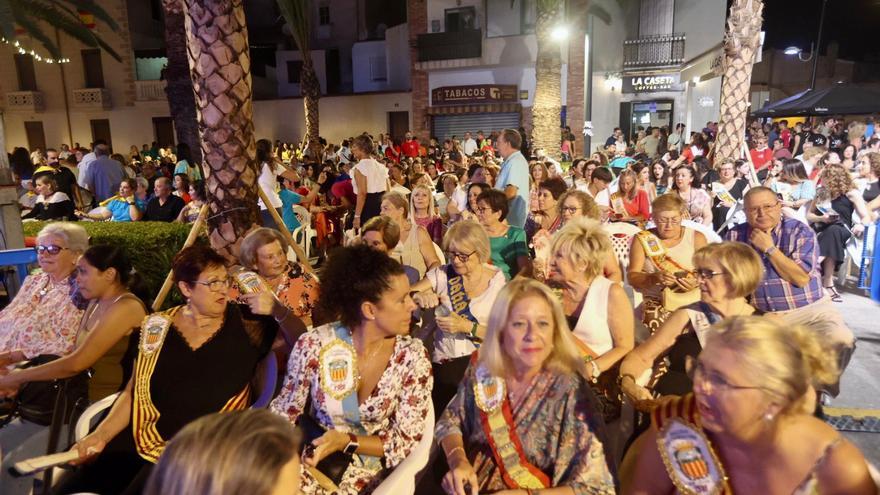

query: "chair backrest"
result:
(603, 222), (642, 274)
(293, 205), (312, 228)
(681, 219), (722, 243)
(75, 392), (121, 441)
(251, 352), (279, 409)
(372, 401), (435, 495)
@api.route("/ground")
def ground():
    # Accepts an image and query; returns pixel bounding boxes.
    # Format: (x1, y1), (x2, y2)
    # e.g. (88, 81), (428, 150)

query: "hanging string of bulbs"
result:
(1, 37), (71, 64)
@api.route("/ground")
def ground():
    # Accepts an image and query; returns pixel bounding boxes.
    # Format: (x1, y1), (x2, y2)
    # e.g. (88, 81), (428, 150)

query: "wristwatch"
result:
(343, 433), (359, 455)
(763, 245), (778, 257)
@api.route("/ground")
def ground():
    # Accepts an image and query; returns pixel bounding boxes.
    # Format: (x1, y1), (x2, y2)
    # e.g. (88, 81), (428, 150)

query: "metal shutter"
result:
(431, 113), (521, 141)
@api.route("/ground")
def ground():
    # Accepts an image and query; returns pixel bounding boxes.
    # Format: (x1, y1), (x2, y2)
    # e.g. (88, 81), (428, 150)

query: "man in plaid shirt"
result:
(725, 187), (854, 396)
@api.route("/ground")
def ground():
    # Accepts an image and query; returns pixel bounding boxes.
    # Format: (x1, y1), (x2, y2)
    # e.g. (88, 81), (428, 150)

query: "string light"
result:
(1, 37), (70, 64)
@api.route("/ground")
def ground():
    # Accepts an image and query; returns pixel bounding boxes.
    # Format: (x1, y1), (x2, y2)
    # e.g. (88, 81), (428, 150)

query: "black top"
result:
(864, 181), (880, 204)
(143, 194), (185, 222)
(105, 303), (276, 456)
(711, 178), (749, 233)
(22, 195), (75, 221)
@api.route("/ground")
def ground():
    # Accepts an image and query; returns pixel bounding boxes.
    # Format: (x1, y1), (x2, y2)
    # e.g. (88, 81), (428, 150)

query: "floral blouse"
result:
(680, 188), (712, 224)
(269, 323), (433, 494)
(0, 271), (86, 359)
(231, 262), (319, 326)
(436, 364), (615, 495)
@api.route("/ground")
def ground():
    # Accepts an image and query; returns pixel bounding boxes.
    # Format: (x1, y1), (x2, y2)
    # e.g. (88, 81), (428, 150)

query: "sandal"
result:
(824, 285), (843, 303)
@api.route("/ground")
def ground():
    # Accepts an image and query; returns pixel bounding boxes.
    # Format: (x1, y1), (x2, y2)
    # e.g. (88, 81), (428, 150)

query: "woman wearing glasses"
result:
(622, 316), (876, 495)
(409, 220), (506, 412)
(619, 242), (763, 411)
(628, 194), (707, 332)
(52, 245), (304, 495)
(474, 189), (532, 280)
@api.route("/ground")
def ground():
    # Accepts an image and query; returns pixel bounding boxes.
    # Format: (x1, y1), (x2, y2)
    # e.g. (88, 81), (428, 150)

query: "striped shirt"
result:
(725, 217), (824, 312)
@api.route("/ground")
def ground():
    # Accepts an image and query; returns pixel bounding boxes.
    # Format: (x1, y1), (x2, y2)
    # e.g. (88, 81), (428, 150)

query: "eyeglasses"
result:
(746, 202), (780, 214)
(446, 250), (475, 263)
(192, 278), (231, 292)
(561, 206), (581, 214)
(36, 245), (68, 255)
(686, 356), (764, 395)
(476, 207), (492, 214)
(694, 268), (725, 280)
(655, 217), (682, 226)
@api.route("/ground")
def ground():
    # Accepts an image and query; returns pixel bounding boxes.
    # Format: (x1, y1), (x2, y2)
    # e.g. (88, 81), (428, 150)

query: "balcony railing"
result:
(623, 33), (686, 69)
(72, 88), (112, 109)
(5, 91), (45, 112)
(135, 80), (167, 101)
(417, 29), (482, 62)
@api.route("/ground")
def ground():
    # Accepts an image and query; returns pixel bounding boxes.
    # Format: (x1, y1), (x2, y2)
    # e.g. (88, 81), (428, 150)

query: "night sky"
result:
(760, 0), (880, 62)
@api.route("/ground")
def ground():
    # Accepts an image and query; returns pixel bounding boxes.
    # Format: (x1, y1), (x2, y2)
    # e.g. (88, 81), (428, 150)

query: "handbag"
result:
(1, 355), (91, 427)
(661, 287), (701, 312)
(298, 407), (353, 487)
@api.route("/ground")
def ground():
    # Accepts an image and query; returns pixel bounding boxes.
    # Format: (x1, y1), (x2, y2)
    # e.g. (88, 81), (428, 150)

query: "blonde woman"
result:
(620, 242), (764, 408)
(807, 163), (875, 301)
(381, 191), (441, 279)
(623, 317), (876, 495)
(609, 168), (650, 224)
(410, 183), (445, 244)
(144, 410), (302, 495)
(437, 278), (615, 495)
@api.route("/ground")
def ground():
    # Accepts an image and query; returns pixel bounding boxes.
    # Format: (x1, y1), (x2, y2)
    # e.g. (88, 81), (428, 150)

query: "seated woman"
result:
(381, 191), (441, 279)
(144, 409), (302, 495)
(620, 242), (763, 414)
(0, 223), (87, 367)
(237, 228), (320, 328)
(78, 178), (143, 222)
(534, 190), (622, 283)
(548, 218), (634, 426)
(52, 245), (304, 495)
(0, 244), (148, 495)
(524, 177), (567, 243)
(410, 220), (506, 413)
(22, 175), (75, 221)
(410, 183), (444, 245)
(437, 278), (615, 495)
(475, 188), (532, 280)
(269, 245), (433, 494)
(173, 173), (192, 203)
(628, 194), (707, 332)
(621, 316), (876, 495)
(176, 179), (207, 223)
(610, 169), (651, 225)
(448, 182), (489, 224)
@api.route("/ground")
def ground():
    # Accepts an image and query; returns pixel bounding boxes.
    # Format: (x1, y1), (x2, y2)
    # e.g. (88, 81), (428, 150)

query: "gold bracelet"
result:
(445, 445), (465, 460)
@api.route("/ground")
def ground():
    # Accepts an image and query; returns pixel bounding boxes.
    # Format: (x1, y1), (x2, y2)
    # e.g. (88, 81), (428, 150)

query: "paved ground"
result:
(829, 289), (880, 465)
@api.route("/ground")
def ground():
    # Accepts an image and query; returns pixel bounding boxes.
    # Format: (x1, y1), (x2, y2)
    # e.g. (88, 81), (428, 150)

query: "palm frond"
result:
(276, 0), (311, 52)
(7, 0), (122, 62)
(58, 0), (120, 32)
(10, 13), (59, 59)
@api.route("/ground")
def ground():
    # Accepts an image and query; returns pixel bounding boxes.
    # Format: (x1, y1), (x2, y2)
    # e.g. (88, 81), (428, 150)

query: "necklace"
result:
(35, 275), (66, 301)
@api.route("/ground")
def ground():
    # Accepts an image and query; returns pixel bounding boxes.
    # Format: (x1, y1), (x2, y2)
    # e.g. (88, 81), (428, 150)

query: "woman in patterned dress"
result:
(270, 245), (433, 495)
(436, 278), (615, 495)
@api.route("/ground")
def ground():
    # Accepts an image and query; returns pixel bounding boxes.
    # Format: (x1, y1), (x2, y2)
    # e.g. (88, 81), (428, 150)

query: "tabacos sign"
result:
(432, 84), (518, 105)
(623, 73), (682, 93)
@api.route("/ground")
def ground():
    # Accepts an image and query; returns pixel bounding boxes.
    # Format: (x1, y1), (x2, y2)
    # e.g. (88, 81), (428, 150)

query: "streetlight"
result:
(551, 25), (570, 42)
(782, 0), (826, 90)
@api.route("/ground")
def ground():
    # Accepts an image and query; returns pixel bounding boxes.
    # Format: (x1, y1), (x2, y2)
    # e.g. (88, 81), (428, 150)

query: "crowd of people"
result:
(1, 118), (879, 495)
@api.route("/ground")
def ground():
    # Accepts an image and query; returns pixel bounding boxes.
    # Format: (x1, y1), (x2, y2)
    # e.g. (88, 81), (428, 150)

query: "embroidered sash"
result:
(611, 192), (627, 216)
(636, 230), (690, 275)
(445, 264), (476, 324)
(132, 306), (251, 463)
(472, 354), (550, 490)
(652, 394), (732, 495)
(711, 182), (737, 206)
(316, 324), (382, 470)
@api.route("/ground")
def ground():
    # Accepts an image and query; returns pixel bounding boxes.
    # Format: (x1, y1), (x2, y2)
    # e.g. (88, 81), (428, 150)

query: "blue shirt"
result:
(83, 157), (126, 202)
(106, 198), (134, 222)
(496, 151), (529, 229)
(278, 189), (303, 232)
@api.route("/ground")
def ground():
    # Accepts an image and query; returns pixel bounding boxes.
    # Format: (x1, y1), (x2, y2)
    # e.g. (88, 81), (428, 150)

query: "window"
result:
(369, 56), (387, 82)
(486, 0), (535, 37)
(82, 49), (105, 88)
(14, 54), (38, 91)
(319, 6), (330, 25)
(287, 60), (303, 84)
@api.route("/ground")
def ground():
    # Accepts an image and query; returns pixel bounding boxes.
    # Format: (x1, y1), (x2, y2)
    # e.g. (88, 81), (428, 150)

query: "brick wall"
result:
(407, 0), (429, 140)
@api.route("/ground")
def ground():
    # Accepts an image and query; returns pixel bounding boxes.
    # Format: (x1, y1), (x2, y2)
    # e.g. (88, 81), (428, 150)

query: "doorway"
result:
(153, 117), (175, 148)
(619, 100), (673, 143)
(82, 49), (105, 88)
(90, 119), (112, 150)
(388, 111), (409, 141)
(24, 121), (46, 152)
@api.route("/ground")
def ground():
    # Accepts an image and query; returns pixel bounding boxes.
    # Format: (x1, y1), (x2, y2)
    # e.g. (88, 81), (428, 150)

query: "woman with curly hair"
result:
(806, 163), (875, 301)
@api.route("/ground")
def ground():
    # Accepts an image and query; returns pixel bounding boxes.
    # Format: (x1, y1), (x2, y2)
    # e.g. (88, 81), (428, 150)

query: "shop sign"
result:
(431, 85), (519, 105)
(623, 73), (683, 93)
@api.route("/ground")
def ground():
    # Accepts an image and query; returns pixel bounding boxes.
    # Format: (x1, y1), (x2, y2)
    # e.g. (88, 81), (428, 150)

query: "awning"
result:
(752, 83), (880, 117)
(426, 103), (522, 115)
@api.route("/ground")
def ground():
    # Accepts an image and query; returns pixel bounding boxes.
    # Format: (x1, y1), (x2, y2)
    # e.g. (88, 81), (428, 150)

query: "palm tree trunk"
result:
(182, 0), (260, 259)
(532, 0), (564, 160)
(715, 0), (764, 163)
(163, 0), (203, 167)
(301, 57), (321, 143)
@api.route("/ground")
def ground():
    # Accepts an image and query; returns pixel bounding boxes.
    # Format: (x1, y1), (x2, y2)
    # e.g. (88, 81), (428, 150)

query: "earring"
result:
(764, 412), (774, 422)
(182, 298), (194, 318)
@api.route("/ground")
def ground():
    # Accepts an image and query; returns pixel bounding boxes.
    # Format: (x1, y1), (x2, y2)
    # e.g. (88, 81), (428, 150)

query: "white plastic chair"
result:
(373, 401), (435, 495)
(74, 393), (121, 441)
(292, 205), (315, 260)
(681, 219), (722, 243)
(602, 222), (643, 310)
